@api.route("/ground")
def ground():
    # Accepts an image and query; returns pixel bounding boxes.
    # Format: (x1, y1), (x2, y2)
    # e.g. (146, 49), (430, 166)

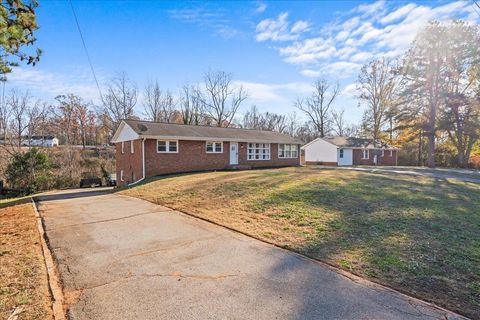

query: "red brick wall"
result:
(352, 149), (397, 166)
(379, 150), (397, 166)
(144, 139), (230, 178)
(115, 140), (143, 186)
(116, 139), (300, 185)
(237, 142), (300, 168)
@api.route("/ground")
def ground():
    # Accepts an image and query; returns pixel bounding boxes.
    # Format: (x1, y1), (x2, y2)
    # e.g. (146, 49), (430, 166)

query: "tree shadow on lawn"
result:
(255, 173), (480, 319)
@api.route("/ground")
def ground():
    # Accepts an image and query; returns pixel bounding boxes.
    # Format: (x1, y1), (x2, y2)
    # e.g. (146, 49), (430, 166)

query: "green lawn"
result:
(122, 167), (480, 318)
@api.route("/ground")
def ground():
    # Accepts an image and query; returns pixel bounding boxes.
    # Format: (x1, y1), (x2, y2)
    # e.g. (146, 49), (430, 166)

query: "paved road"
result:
(37, 189), (464, 320)
(317, 166), (480, 184)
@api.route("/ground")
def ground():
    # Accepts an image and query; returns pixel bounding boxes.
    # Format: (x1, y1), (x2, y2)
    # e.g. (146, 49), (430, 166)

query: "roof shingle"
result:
(123, 119), (302, 144)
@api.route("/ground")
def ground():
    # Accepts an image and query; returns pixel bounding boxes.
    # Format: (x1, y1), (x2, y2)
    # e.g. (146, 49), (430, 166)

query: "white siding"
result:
(303, 138), (338, 163)
(112, 122), (139, 143)
(337, 148), (353, 166)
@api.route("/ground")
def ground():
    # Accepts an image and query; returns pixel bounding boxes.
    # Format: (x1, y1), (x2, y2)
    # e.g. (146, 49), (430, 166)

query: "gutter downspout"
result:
(128, 138), (146, 186)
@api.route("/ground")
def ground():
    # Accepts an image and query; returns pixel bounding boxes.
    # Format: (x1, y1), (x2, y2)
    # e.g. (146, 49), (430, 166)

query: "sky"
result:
(6, 0), (480, 125)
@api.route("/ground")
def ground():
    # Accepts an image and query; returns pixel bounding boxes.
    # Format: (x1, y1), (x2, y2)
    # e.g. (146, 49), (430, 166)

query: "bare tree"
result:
(180, 84), (207, 125)
(102, 72), (137, 133)
(201, 70), (247, 127)
(331, 108), (347, 136)
(75, 102), (91, 150)
(143, 81), (177, 123)
(295, 79), (340, 137)
(26, 100), (49, 147)
(8, 89), (31, 148)
(0, 81), (9, 143)
(357, 58), (399, 144)
(243, 105), (287, 132)
(143, 80), (162, 121)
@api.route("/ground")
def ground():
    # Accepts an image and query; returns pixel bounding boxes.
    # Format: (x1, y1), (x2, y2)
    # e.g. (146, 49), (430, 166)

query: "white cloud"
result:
(7, 66), (107, 103)
(169, 7), (239, 39)
(254, 2), (267, 14)
(379, 3), (417, 24)
(255, 0), (479, 80)
(255, 12), (310, 42)
(341, 83), (358, 98)
(356, 0), (385, 16)
(300, 69), (321, 78)
(291, 20), (310, 33)
(349, 51), (373, 62)
(234, 80), (312, 113)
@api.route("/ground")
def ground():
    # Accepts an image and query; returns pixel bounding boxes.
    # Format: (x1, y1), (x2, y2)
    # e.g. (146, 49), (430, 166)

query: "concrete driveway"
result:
(36, 189), (464, 320)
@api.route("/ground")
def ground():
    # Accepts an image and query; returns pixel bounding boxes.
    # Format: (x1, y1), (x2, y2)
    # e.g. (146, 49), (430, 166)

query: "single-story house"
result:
(301, 136), (398, 166)
(21, 136), (59, 147)
(111, 119), (302, 186)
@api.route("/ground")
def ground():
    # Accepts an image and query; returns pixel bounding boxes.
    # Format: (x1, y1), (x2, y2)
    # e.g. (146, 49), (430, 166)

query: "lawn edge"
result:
(120, 193), (470, 320)
(31, 198), (67, 320)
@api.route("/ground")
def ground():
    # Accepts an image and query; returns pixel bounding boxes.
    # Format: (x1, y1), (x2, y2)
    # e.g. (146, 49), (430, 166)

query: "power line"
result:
(472, 0), (480, 18)
(68, 0), (103, 102)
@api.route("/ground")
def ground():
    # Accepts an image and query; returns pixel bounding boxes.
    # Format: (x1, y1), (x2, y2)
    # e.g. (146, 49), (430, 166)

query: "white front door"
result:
(230, 142), (238, 165)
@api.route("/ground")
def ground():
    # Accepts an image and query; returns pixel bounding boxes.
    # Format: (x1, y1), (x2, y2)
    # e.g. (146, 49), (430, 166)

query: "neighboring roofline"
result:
(301, 136), (399, 150)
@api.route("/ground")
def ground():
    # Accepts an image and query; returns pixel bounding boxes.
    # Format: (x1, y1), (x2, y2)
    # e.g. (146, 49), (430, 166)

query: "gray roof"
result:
(322, 136), (396, 149)
(124, 119), (302, 144)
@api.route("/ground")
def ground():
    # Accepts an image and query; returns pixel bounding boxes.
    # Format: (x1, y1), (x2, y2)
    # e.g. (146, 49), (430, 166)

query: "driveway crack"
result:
(45, 209), (172, 231)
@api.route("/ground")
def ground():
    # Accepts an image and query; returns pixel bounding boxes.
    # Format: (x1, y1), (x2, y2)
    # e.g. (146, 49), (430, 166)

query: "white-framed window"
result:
(206, 141), (223, 153)
(121, 141), (125, 154)
(362, 149), (369, 159)
(389, 149), (393, 157)
(157, 140), (178, 153)
(278, 144), (298, 158)
(381, 149), (385, 157)
(120, 170), (124, 181)
(247, 143), (270, 160)
(339, 149), (344, 159)
(131, 140), (134, 154)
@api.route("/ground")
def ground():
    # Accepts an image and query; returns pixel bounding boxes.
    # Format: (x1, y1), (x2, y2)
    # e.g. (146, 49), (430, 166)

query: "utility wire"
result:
(68, 0), (103, 102)
(472, 0), (480, 18)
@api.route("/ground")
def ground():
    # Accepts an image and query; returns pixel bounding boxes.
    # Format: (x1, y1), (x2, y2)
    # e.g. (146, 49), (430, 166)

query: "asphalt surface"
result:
(37, 189), (465, 320)
(317, 166), (480, 184)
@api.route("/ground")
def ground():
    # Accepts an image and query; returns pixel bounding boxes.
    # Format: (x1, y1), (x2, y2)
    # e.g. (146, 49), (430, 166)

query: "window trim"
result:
(157, 139), (179, 153)
(381, 149), (385, 157)
(389, 149), (393, 157)
(362, 149), (369, 159)
(121, 141), (124, 154)
(131, 140), (134, 154)
(247, 143), (271, 161)
(206, 141), (223, 153)
(278, 144), (299, 159)
(120, 170), (124, 181)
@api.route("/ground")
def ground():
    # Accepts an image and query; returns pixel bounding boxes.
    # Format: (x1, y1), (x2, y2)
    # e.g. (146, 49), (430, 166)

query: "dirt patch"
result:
(0, 200), (53, 320)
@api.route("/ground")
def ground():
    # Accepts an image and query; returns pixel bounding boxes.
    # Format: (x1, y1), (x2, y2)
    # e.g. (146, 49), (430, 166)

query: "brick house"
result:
(301, 136), (398, 166)
(111, 119), (302, 186)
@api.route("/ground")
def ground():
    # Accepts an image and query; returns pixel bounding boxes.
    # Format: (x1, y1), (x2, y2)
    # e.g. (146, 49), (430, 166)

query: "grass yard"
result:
(0, 198), (53, 320)
(122, 167), (480, 319)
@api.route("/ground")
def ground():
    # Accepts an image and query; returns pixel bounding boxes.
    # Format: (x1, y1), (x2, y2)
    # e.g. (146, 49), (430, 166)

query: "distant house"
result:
(301, 136), (398, 166)
(19, 136), (59, 147)
(111, 119), (302, 186)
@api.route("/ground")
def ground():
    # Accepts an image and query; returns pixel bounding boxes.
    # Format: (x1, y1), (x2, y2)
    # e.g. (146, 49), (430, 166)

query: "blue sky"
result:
(7, 0), (480, 124)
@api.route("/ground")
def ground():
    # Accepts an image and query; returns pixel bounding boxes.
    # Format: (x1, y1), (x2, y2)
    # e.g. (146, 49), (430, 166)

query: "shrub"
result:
(5, 148), (52, 193)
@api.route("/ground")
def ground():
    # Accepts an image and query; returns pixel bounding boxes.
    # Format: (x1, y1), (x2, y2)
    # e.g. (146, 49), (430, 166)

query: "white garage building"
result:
(301, 136), (398, 166)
